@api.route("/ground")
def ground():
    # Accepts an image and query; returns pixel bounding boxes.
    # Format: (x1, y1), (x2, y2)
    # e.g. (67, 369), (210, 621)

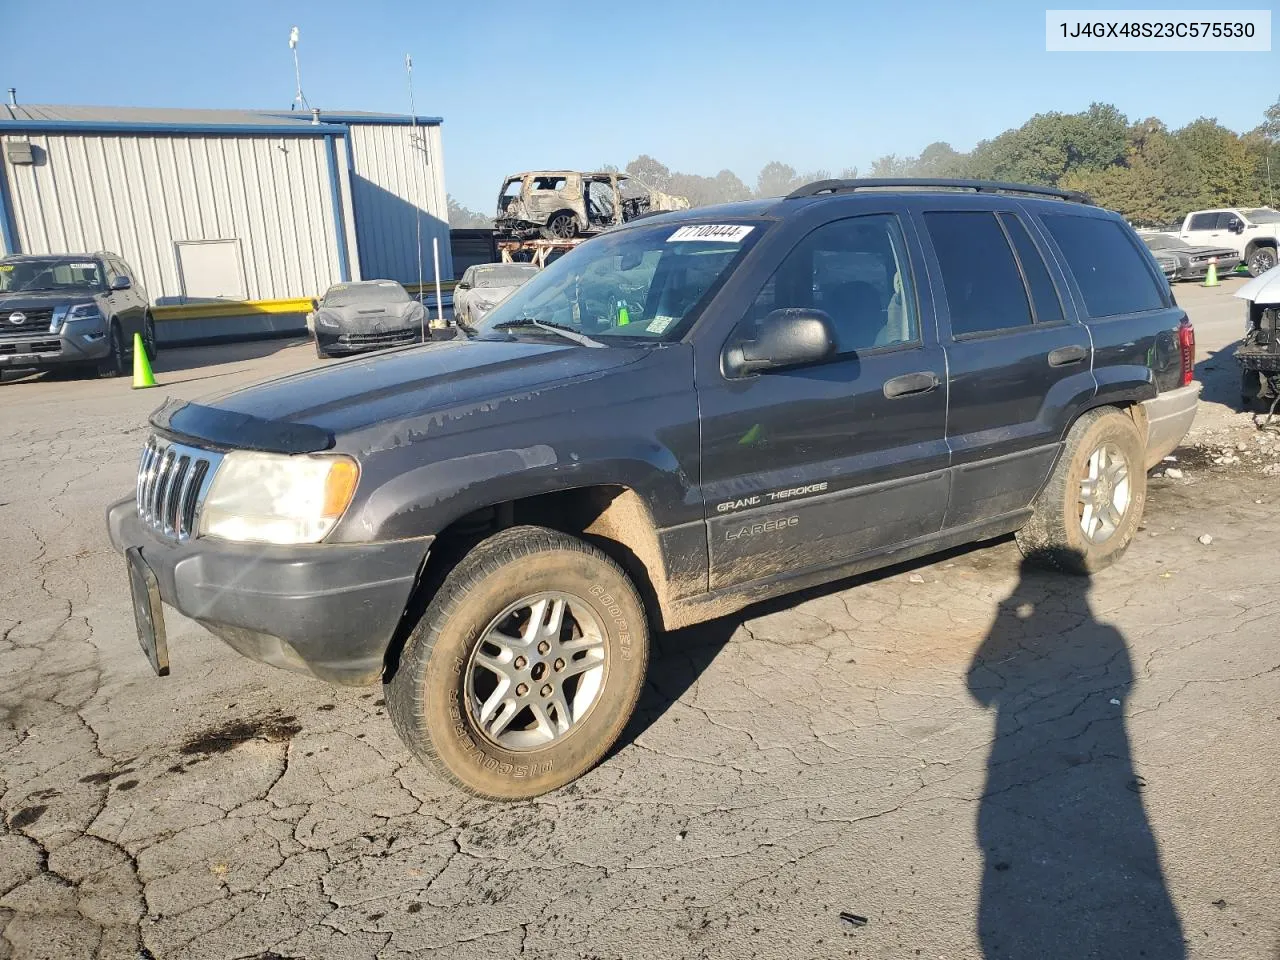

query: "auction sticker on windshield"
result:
(667, 225), (754, 243)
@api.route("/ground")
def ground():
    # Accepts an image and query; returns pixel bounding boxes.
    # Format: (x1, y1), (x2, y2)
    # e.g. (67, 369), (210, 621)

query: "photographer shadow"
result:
(966, 556), (1185, 958)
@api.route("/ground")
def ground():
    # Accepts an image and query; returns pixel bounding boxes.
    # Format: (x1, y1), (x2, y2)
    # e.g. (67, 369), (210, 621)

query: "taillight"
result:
(1177, 318), (1195, 387)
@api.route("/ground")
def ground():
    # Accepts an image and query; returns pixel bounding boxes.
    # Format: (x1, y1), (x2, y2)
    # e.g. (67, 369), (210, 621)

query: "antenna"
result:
(289, 26), (309, 112)
(406, 53), (426, 332)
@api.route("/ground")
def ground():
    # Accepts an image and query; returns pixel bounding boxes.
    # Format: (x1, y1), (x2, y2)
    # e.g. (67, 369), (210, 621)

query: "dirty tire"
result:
(386, 525), (649, 800)
(314, 337), (328, 359)
(541, 212), (578, 241)
(97, 323), (126, 378)
(1016, 407), (1147, 575)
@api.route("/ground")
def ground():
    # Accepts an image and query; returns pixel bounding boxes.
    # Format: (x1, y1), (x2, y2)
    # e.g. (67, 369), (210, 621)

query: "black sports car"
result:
(308, 280), (430, 358)
(1142, 234), (1242, 281)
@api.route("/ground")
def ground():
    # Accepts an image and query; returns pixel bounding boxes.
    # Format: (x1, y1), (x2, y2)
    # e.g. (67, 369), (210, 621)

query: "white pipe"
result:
(433, 238), (444, 328)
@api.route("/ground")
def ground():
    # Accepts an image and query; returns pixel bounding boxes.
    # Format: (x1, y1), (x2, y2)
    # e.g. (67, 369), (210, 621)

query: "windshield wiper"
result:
(492, 317), (604, 348)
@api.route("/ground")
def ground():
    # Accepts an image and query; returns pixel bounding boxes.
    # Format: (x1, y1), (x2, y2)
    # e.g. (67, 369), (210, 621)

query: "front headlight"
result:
(52, 302), (102, 332)
(314, 310), (339, 328)
(199, 451), (359, 544)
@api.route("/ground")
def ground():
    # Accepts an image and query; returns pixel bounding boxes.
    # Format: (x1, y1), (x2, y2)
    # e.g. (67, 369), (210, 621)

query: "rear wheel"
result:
(1247, 245), (1277, 277)
(386, 525), (649, 799)
(1016, 408), (1147, 575)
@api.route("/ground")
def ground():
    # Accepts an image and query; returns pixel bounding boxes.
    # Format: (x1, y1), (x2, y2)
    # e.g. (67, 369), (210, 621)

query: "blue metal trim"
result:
(325, 137), (352, 283)
(262, 112), (443, 126)
(341, 134), (362, 279)
(0, 157), (19, 255)
(0, 119), (349, 137)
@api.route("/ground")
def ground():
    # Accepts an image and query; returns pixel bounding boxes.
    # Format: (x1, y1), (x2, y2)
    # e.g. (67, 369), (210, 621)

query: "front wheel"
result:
(1016, 408), (1147, 575)
(1248, 246), (1277, 277)
(386, 526), (649, 799)
(541, 212), (578, 241)
(97, 323), (126, 378)
(142, 313), (158, 361)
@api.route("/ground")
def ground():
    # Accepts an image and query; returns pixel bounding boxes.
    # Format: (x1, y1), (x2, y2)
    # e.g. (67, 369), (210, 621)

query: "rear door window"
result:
(1042, 214), (1165, 318)
(997, 213), (1064, 324)
(924, 211), (1032, 337)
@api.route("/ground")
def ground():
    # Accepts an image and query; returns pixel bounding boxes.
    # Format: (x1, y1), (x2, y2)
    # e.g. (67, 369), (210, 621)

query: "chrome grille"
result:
(136, 436), (223, 541)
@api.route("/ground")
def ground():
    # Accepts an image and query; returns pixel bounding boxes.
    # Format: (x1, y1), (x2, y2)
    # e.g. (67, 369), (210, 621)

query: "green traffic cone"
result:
(132, 332), (157, 388)
(1202, 260), (1220, 287)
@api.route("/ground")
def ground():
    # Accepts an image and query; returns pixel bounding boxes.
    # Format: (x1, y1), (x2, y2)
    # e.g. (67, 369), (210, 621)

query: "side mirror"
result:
(311, 299), (320, 311)
(1228, 217), (1243, 234)
(724, 308), (837, 376)
(110, 275), (132, 291)
(457, 281), (471, 290)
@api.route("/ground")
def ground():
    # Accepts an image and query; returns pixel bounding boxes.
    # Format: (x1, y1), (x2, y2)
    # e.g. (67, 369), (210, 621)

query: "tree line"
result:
(450, 97), (1280, 229)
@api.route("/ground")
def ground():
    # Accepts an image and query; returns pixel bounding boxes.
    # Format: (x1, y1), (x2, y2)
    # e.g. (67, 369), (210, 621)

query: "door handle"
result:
(1048, 345), (1088, 367)
(883, 371), (940, 399)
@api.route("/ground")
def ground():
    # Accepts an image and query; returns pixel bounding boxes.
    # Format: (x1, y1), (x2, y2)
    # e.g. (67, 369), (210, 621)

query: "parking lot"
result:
(1, 280), (1278, 959)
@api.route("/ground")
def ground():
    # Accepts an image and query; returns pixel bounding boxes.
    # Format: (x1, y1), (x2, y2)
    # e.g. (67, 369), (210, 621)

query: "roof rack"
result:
(785, 178), (1093, 205)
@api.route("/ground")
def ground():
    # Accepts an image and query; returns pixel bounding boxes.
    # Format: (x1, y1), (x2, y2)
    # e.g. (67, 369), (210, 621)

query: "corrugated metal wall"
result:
(347, 123), (453, 283)
(1, 132), (347, 302)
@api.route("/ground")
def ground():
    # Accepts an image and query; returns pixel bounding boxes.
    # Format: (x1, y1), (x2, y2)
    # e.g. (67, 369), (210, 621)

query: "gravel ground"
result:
(1, 284), (1278, 959)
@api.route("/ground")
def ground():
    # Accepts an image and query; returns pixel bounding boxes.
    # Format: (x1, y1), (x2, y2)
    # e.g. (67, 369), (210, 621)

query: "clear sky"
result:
(5, 0), (1277, 212)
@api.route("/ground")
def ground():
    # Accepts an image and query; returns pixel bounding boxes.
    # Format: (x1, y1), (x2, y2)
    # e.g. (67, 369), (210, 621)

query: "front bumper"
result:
(316, 326), (425, 355)
(0, 324), (111, 368)
(1140, 381), (1201, 470)
(1180, 258), (1243, 280)
(106, 497), (433, 685)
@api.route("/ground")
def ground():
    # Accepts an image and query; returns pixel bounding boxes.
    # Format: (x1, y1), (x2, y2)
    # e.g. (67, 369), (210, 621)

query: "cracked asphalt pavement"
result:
(2, 284), (1279, 959)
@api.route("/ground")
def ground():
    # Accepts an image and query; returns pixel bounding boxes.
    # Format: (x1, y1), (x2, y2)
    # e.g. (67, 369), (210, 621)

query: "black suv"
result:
(0, 251), (155, 377)
(108, 179), (1200, 799)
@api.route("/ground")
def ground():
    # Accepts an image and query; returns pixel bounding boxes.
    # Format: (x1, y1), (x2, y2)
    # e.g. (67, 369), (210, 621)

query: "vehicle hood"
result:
(1235, 267), (1280, 304)
(0, 290), (97, 311)
(314, 299), (421, 330)
(467, 284), (521, 305)
(1178, 245), (1239, 258)
(170, 337), (650, 447)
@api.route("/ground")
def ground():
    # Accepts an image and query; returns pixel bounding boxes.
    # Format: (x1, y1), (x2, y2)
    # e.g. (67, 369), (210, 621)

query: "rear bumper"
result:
(1141, 381), (1201, 470)
(106, 497), (432, 685)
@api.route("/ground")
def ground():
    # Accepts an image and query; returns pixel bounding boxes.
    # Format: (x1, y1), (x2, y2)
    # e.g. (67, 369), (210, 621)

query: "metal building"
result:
(0, 103), (450, 311)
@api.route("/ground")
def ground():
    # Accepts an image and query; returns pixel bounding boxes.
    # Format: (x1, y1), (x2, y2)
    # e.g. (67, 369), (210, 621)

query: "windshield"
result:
(473, 265), (539, 288)
(474, 221), (763, 342)
(0, 258), (105, 294)
(1143, 235), (1188, 250)
(1244, 208), (1280, 224)
(323, 282), (409, 307)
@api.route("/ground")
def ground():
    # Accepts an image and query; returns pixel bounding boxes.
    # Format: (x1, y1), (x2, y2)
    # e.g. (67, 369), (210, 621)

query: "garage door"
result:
(176, 240), (247, 301)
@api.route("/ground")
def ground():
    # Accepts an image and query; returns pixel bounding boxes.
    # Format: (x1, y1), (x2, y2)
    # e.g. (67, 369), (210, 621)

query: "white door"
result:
(1182, 211), (1228, 247)
(175, 240), (247, 301)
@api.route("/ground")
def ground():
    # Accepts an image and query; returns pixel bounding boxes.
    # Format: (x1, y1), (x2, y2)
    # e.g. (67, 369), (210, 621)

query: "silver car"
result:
(309, 280), (428, 358)
(454, 263), (540, 326)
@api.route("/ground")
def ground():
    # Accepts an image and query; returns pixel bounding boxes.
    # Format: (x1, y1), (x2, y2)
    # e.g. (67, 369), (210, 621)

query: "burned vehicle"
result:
(495, 171), (689, 240)
(1235, 268), (1280, 413)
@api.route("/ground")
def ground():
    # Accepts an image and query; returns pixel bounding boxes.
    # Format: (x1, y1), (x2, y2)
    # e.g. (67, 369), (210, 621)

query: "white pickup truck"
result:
(1177, 207), (1280, 276)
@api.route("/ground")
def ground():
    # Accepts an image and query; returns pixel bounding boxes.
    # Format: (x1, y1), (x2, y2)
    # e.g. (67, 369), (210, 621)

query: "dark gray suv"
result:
(0, 252), (155, 377)
(109, 178), (1200, 799)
